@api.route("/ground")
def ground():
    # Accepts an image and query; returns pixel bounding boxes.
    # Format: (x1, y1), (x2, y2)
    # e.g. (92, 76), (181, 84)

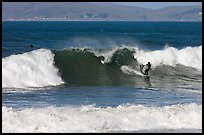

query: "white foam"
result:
(133, 46), (202, 70)
(2, 103), (202, 133)
(120, 65), (145, 76)
(2, 49), (64, 89)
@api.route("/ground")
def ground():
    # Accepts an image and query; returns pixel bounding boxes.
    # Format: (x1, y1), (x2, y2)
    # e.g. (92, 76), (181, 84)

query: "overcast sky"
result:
(115, 2), (202, 9)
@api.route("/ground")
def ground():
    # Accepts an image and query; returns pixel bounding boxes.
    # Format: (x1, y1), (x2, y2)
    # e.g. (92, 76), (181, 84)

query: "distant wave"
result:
(2, 103), (202, 133)
(2, 46), (202, 88)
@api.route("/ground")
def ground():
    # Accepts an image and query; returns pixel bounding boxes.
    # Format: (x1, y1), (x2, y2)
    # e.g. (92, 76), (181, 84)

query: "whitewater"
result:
(2, 103), (202, 133)
(2, 21), (202, 133)
(2, 49), (64, 89)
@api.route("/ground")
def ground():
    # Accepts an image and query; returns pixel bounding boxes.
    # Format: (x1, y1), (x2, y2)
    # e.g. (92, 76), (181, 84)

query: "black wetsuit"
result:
(144, 64), (151, 75)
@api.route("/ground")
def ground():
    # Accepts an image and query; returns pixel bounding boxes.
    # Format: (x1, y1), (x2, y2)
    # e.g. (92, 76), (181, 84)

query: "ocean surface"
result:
(2, 21), (202, 133)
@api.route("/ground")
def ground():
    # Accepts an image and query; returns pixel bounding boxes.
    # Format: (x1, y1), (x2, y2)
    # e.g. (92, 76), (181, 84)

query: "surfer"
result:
(142, 62), (151, 75)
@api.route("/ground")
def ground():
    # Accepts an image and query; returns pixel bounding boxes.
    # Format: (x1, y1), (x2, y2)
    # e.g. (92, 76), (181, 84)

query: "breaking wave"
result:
(2, 49), (64, 88)
(2, 46), (202, 88)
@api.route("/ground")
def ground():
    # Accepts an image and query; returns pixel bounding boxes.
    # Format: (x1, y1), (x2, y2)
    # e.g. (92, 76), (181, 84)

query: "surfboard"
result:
(121, 65), (149, 77)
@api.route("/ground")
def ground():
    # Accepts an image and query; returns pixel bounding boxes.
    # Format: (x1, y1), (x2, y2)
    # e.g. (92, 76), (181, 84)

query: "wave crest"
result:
(134, 46), (202, 70)
(2, 49), (64, 89)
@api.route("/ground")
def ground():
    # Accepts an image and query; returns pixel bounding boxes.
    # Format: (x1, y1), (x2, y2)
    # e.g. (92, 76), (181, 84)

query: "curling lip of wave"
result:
(60, 45), (202, 71)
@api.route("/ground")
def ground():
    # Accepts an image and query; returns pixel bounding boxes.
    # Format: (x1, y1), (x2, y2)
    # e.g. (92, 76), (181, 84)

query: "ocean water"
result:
(2, 21), (202, 133)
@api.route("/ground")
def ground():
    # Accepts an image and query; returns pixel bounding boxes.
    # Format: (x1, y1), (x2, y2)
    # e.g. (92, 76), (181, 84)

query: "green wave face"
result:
(53, 48), (136, 86)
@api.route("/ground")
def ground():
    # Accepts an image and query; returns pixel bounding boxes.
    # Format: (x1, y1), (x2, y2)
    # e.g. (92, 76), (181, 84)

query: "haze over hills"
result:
(2, 2), (202, 21)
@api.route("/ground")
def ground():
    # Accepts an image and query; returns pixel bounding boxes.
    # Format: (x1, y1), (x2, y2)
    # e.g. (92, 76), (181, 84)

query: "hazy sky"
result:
(115, 2), (202, 9)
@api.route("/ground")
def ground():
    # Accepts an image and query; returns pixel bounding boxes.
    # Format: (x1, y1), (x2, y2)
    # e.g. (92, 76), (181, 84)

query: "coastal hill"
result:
(2, 2), (202, 21)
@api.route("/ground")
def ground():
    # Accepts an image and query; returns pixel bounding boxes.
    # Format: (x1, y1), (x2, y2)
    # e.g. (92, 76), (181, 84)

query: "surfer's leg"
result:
(144, 69), (149, 75)
(144, 70), (147, 75)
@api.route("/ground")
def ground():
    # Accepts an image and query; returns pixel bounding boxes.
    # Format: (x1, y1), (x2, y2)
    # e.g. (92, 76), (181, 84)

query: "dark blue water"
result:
(2, 21), (202, 58)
